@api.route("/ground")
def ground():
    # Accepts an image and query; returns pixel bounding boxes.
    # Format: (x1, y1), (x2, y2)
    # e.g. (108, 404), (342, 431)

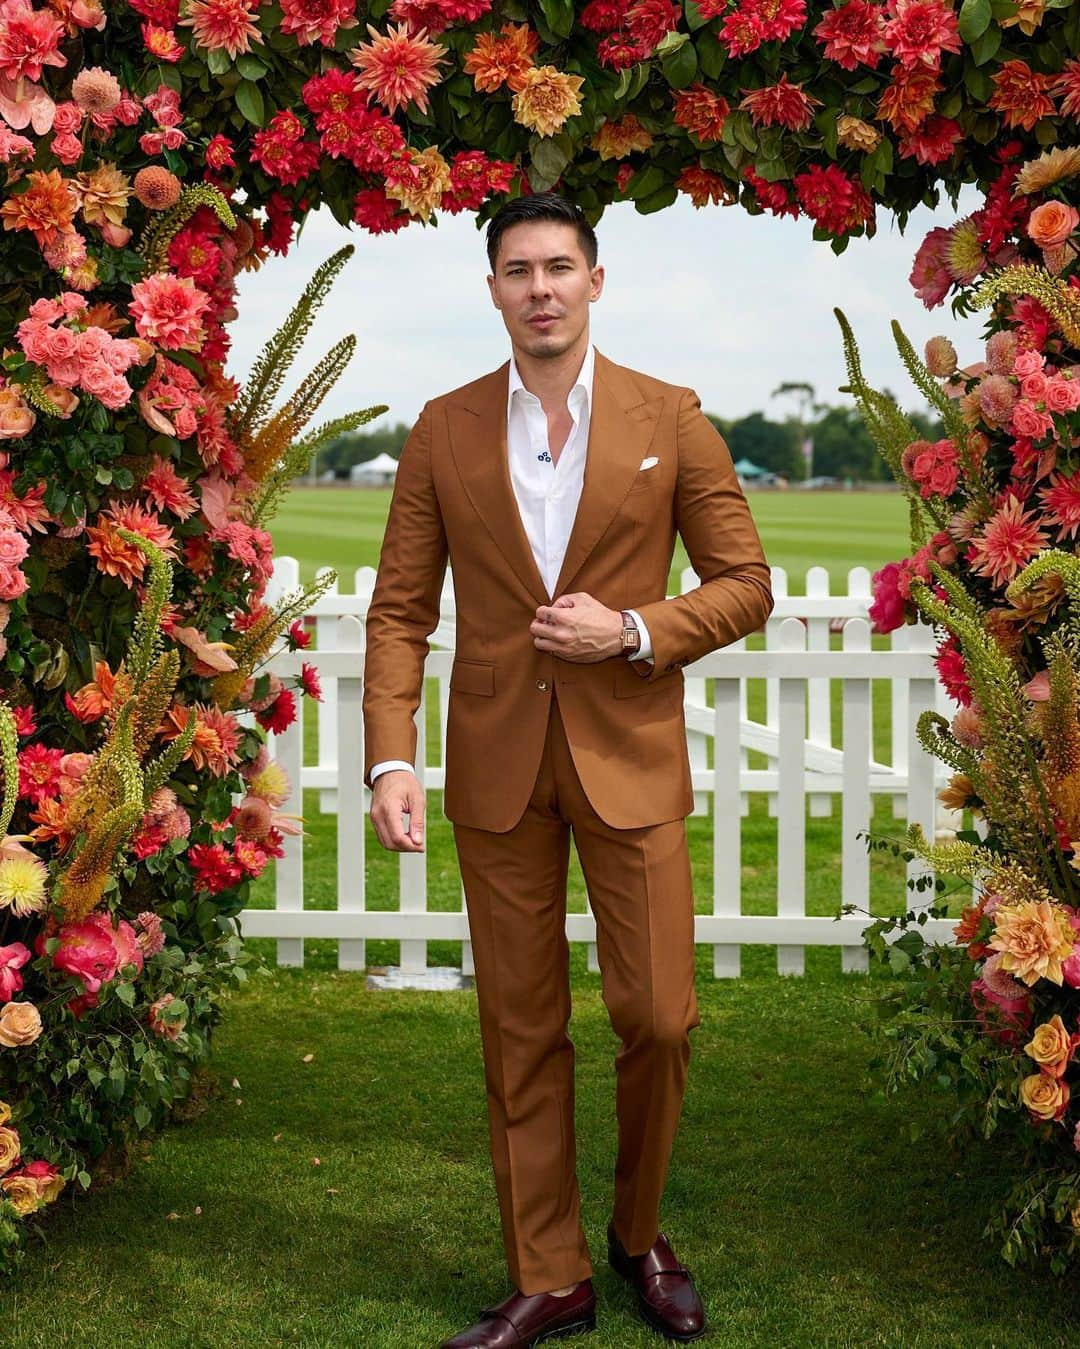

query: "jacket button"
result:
(536, 679), (549, 691)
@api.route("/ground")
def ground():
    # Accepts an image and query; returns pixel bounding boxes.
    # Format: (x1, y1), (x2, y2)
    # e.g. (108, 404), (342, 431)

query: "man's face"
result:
(487, 220), (603, 358)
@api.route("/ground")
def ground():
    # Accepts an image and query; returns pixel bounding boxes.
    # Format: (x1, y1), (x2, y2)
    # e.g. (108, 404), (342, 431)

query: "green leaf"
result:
(134, 1103), (152, 1129)
(661, 39), (698, 89)
(537, 0), (574, 38)
(206, 47), (231, 77)
(235, 80), (265, 127)
(636, 184), (678, 214)
(624, 164), (666, 199)
(529, 134), (572, 191)
(236, 54), (267, 80)
(958, 0), (992, 41)
(683, 0), (709, 31)
(654, 30), (689, 57)
(969, 22), (1001, 65)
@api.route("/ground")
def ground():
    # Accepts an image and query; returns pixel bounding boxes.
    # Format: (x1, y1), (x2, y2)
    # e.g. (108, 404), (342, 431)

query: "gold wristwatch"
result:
(619, 610), (640, 656)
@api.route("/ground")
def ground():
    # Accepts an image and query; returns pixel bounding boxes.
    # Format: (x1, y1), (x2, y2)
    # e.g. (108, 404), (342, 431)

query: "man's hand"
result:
(530, 592), (623, 663)
(370, 769), (425, 851)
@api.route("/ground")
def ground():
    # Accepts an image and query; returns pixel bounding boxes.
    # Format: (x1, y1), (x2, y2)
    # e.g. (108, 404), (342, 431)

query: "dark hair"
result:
(486, 193), (598, 273)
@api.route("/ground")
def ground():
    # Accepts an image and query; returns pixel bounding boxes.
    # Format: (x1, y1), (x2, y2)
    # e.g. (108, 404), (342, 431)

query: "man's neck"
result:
(512, 336), (590, 412)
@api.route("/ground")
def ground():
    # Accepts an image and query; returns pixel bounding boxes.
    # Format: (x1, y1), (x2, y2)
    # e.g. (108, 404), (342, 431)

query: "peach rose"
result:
(0, 394), (34, 440)
(42, 382), (79, 416)
(1024, 1014), (1075, 1076)
(0, 1125), (19, 1174)
(1046, 378), (1080, 414)
(1028, 201), (1080, 249)
(1020, 1071), (1070, 1121)
(0, 1000), (42, 1047)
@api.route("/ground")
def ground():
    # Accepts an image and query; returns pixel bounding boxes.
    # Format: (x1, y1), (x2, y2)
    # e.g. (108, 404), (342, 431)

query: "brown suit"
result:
(362, 348), (772, 1294)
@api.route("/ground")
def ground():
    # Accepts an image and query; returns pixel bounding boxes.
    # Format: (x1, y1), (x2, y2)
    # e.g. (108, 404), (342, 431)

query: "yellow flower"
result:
(0, 1100), (11, 1126)
(1024, 1014), (1074, 1076)
(1013, 146), (1080, 198)
(590, 113), (654, 161)
(1000, 0), (1046, 36)
(836, 115), (881, 153)
(989, 899), (1076, 986)
(0, 854), (48, 918)
(0, 1174), (42, 1215)
(0, 1001), (42, 1048)
(246, 760), (290, 808)
(511, 65), (584, 138)
(1020, 1071), (1069, 1121)
(0, 1126), (19, 1175)
(70, 162), (131, 229)
(385, 146), (452, 223)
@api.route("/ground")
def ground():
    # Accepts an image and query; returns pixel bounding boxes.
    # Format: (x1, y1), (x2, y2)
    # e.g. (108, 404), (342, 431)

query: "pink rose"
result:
(94, 377), (133, 411)
(0, 943), (30, 1001)
(79, 360), (117, 398)
(16, 320), (51, 365)
(99, 222), (132, 248)
(1020, 371), (1049, 402)
(1046, 378), (1080, 414)
(35, 911), (143, 995)
(0, 531), (28, 567)
(75, 326), (109, 361)
(868, 561), (910, 634)
(51, 134), (82, 165)
(0, 565), (27, 601)
(45, 326), (78, 363)
(1011, 402), (1054, 439)
(1013, 349), (1044, 377)
(912, 449), (936, 479)
(173, 406), (197, 439)
(927, 463), (959, 496)
(27, 298), (64, 323)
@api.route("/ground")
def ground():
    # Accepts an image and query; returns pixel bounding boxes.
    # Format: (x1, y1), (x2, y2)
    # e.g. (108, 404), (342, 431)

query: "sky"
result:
(229, 183), (983, 435)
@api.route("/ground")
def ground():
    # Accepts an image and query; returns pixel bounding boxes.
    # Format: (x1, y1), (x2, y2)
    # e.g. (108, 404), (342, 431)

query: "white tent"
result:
(349, 452), (399, 485)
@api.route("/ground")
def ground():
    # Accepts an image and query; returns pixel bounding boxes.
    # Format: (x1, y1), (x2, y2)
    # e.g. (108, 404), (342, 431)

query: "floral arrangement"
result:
(842, 138), (1080, 1270)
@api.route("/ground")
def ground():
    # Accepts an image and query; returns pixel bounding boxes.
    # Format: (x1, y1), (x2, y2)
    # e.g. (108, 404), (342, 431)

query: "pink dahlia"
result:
(812, 0), (884, 70)
(350, 21), (447, 115)
(883, 0), (960, 70)
(966, 494), (1049, 589)
(280, 0), (359, 46)
(178, 0), (263, 58)
(909, 226), (951, 308)
(0, 0), (66, 83)
(129, 272), (211, 352)
(739, 74), (820, 131)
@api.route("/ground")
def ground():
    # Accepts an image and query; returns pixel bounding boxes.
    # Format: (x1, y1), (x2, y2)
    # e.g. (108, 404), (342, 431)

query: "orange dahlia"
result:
(350, 22), (447, 115)
(70, 162), (131, 228)
(676, 165), (734, 209)
(511, 65), (585, 138)
(133, 166), (182, 210)
(590, 113), (654, 161)
(989, 60), (1056, 131)
(876, 65), (940, 135)
(672, 83), (729, 144)
(84, 501), (179, 587)
(0, 169), (77, 248)
(462, 22), (538, 94)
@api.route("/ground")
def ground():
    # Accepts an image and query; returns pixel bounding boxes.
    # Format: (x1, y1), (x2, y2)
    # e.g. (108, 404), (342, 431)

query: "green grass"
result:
(267, 486), (912, 590)
(14, 490), (1077, 1346)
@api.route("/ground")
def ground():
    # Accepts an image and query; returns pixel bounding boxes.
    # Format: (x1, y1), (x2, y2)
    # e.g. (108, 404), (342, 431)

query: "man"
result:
(363, 194), (773, 1348)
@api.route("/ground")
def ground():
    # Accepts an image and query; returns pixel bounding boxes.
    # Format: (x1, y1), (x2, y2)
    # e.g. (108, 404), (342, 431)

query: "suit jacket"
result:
(361, 348), (774, 832)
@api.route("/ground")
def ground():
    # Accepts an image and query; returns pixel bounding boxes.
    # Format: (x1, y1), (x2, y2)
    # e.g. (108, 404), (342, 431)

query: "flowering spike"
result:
(138, 184), (237, 272)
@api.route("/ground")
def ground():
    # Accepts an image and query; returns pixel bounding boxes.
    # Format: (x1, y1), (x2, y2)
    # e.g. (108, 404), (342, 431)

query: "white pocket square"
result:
(639, 456), (659, 471)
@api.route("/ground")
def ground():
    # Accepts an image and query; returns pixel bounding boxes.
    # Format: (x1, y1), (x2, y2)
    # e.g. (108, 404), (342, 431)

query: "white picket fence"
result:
(236, 560), (962, 976)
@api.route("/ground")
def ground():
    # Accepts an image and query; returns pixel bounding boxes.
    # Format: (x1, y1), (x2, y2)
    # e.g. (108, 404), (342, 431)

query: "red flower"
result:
(205, 134), (236, 171)
(934, 635), (971, 707)
(255, 688), (298, 734)
(717, 6), (764, 56)
(882, 0), (960, 70)
(187, 842), (243, 894)
(812, 0), (885, 70)
(287, 619), (312, 650)
(897, 114), (962, 166)
(12, 705), (35, 738)
(794, 163), (858, 236)
(250, 111), (322, 186)
(624, 0), (681, 52)
(580, 0), (628, 31)
(743, 167), (798, 219)
(17, 743), (65, 804)
(299, 662), (323, 702)
(353, 186), (411, 235)
(739, 75), (820, 132)
(1051, 57), (1080, 121)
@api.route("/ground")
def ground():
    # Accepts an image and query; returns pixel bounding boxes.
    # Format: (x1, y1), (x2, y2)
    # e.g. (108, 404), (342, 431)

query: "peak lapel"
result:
(551, 350), (663, 598)
(446, 361), (550, 605)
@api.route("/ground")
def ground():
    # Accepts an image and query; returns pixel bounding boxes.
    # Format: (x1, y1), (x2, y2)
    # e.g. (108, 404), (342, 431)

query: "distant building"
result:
(349, 452), (399, 486)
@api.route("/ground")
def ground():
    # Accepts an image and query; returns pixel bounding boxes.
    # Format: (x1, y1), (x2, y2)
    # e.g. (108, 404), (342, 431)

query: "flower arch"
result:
(0, 0), (1078, 1274)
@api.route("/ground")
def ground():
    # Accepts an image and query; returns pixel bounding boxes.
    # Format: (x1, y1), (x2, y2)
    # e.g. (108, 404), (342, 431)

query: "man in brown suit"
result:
(363, 195), (773, 1348)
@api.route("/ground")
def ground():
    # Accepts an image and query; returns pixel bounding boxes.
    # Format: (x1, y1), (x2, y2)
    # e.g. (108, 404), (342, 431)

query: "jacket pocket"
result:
(450, 658), (495, 696)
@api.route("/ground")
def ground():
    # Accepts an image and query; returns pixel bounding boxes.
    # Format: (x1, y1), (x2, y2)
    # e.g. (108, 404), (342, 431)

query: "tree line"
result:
(314, 384), (943, 484)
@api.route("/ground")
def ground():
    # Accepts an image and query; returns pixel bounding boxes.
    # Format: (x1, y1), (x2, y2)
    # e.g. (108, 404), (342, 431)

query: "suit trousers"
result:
(452, 683), (701, 1297)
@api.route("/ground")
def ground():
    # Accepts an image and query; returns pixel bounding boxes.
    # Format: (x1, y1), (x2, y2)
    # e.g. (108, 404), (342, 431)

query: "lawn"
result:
(13, 490), (1078, 1347)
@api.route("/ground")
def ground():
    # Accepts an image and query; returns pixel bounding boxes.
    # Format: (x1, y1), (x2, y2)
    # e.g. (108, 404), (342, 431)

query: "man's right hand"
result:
(370, 769), (426, 852)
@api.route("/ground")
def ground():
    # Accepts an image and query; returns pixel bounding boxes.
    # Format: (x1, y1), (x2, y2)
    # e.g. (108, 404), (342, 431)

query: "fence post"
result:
(271, 676), (304, 968)
(399, 677), (428, 973)
(713, 669), (742, 978)
(316, 565), (339, 814)
(907, 621), (939, 913)
(681, 566), (708, 817)
(840, 618), (872, 974)
(776, 617), (807, 975)
(764, 565), (788, 818)
(805, 565), (833, 818)
(337, 615), (366, 971)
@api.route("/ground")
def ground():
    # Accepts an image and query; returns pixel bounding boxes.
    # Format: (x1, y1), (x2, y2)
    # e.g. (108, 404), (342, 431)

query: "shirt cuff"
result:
(624, 608), (653, 663)
(370, 759), (418, 783)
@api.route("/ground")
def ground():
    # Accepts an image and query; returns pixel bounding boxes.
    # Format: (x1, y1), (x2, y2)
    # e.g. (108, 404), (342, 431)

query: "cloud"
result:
(230, 184), (984, 431)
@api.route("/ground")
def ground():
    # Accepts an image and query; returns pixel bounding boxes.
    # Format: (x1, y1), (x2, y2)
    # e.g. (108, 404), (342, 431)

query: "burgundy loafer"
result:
(438, 1279), (597, 1348)
(607, 1226), (705, 1343)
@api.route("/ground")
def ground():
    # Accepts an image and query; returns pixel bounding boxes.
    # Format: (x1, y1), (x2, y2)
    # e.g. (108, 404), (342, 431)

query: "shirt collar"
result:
(507, 342), (595, 420)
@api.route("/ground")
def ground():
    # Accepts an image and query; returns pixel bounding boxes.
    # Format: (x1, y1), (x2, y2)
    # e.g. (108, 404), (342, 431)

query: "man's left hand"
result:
(530, 592), (623, 663)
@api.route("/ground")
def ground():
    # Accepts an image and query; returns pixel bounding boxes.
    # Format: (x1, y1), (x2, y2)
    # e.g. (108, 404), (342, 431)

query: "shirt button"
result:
(536, 679), (549, 691)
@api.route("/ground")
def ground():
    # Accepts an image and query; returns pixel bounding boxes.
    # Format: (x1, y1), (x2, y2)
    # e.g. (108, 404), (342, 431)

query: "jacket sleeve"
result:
(629, 387), (774, 681)
(362, 401), (449, 785)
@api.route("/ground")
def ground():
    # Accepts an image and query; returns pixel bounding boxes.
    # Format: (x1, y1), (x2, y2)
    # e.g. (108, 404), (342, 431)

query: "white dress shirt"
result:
(370, 343), (653, 783)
